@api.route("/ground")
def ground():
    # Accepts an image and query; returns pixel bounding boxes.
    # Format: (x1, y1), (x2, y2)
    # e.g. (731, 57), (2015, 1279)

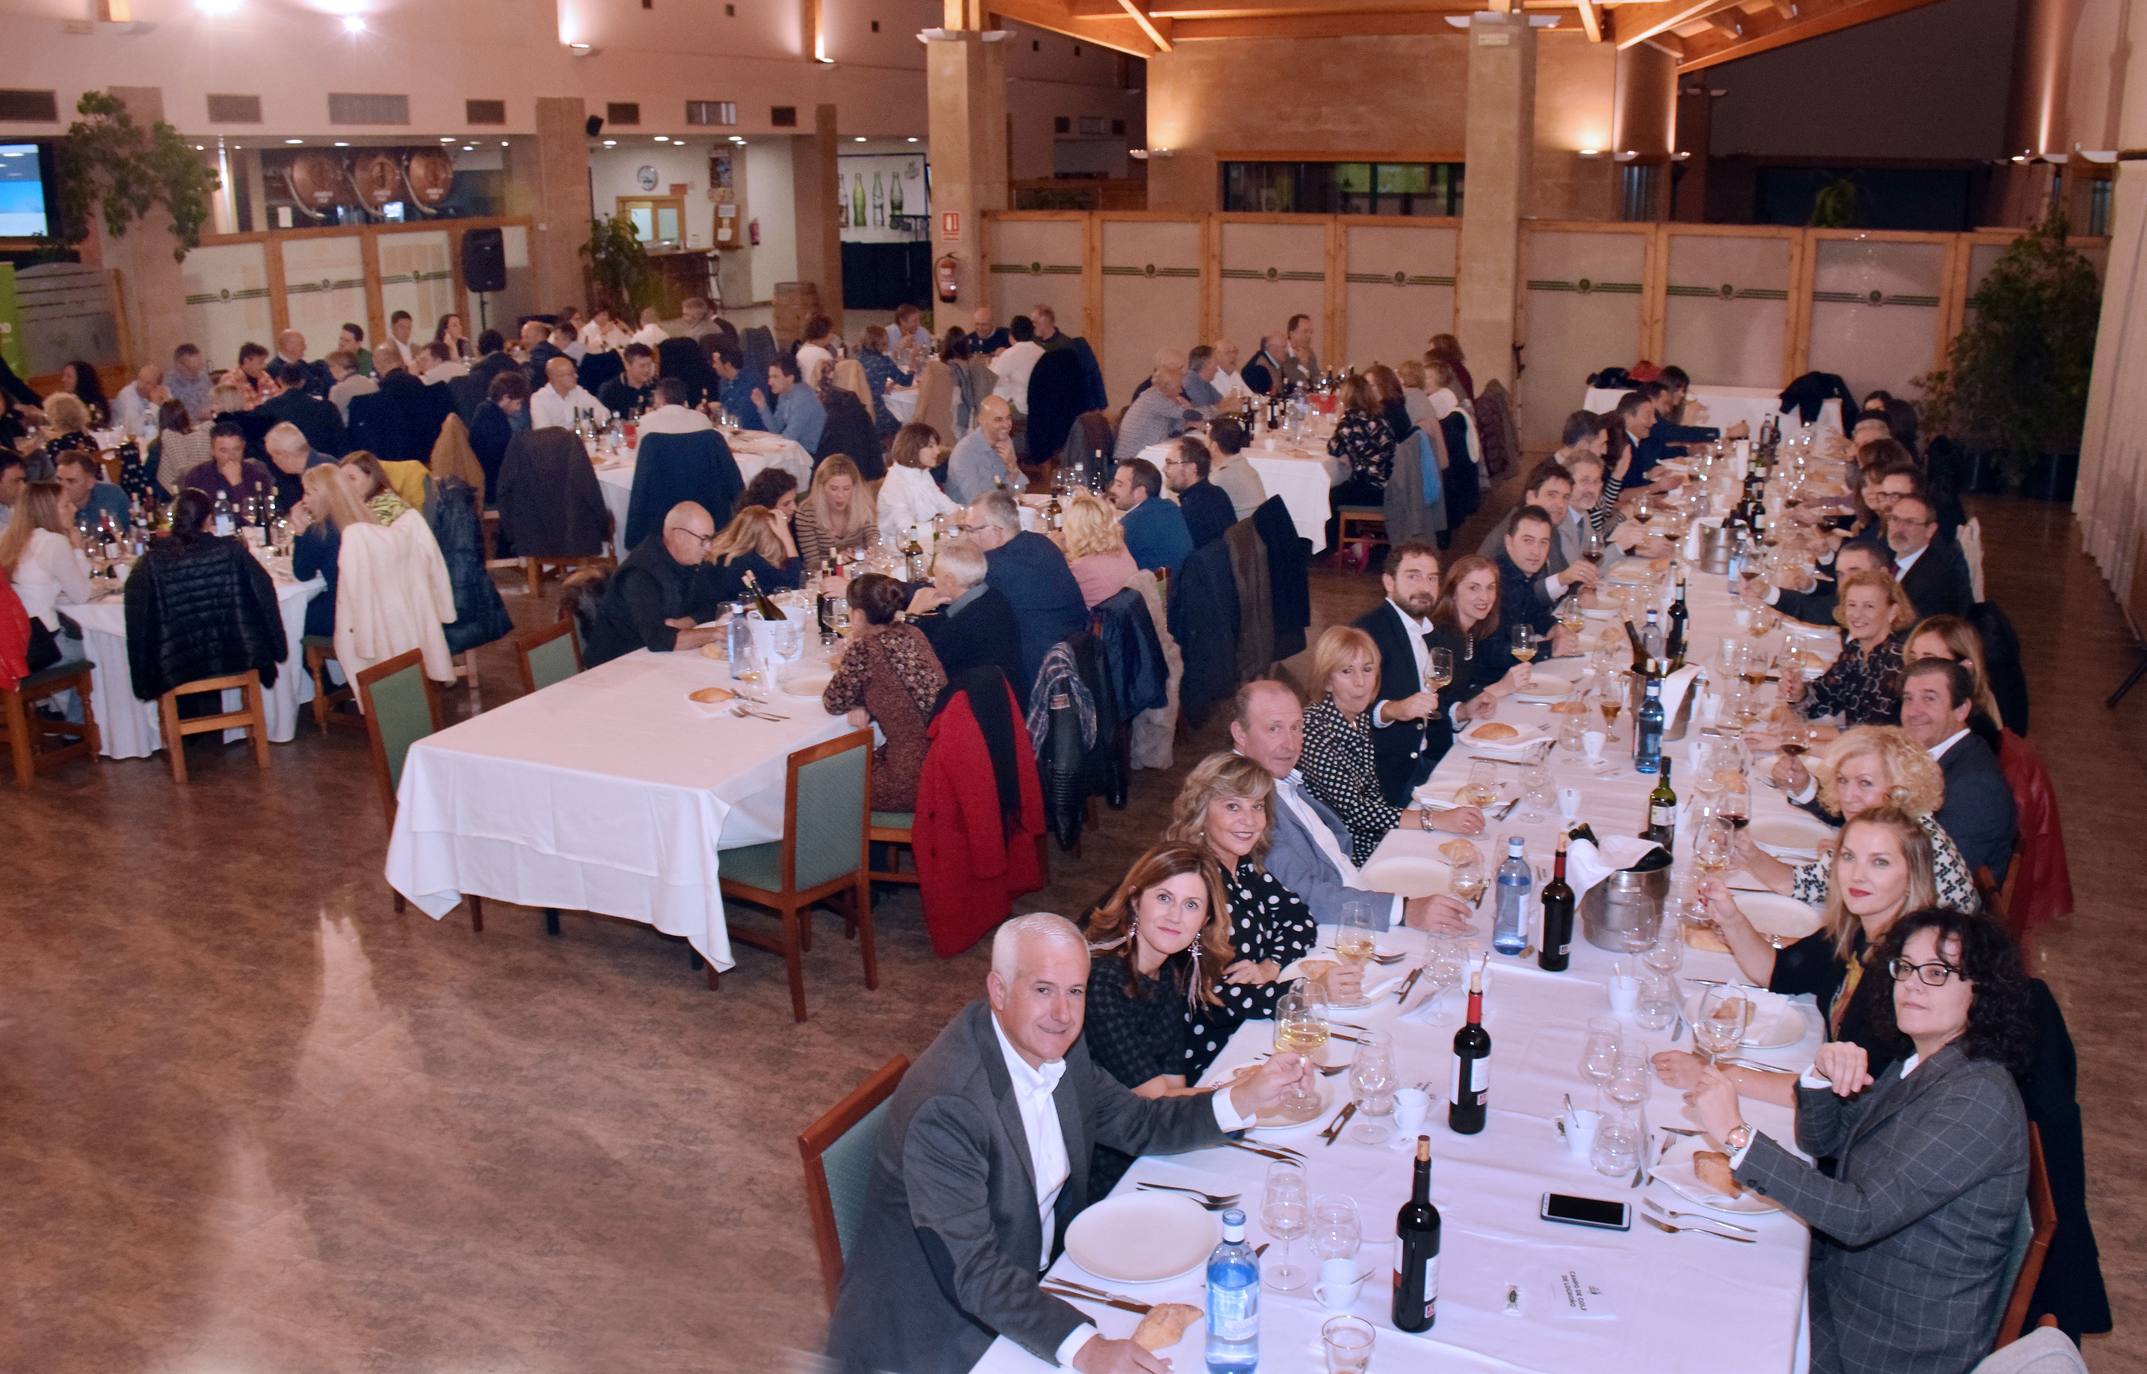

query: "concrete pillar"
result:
(1456, 13), (1535, 393)
(925, 29), (1009, 315)
(791, 102), (846, 333)
(530, 96), (594, 313)
(82, 86), (189, 370)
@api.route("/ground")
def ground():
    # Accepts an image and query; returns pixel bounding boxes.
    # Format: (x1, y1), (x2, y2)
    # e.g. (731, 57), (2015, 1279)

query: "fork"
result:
(1643, 1199), (1757, 1234)
(1136, 1181), (1241, 1208)
(1639, 1212), (1756, 1243)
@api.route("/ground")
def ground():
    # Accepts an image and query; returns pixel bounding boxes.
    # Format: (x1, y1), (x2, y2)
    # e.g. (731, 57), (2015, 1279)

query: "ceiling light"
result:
(341, 15), (366, 33)
(1671, 151), (1692, 161)
(568, 41), (594, 56)
(440, 136), (454, 143)
(1614, 150), (1640, 162)
(654, 135), (670, 143)
(1577, 148), (1602, 158)
(852, 136), (867, 143)
(196, 0), (240, 14)
(906, 136), (919, 143)
(334, 141), (349, 147)
(2075, 146), (2119, 165)
(603, 139), (617, 147)
(2010, 154), (2030, 164)
(194, 143), (206, 151)
(285, 138), (303, 144)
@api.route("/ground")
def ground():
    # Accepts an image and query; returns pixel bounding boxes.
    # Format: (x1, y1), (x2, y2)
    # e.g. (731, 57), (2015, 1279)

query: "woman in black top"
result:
(1299, 625), (1446, 864)
(58, 361), (110, 428)
(1791, 568), (1912, 728)
(1424, 554), (1529, 725)
(1364, 363), (1413, 444)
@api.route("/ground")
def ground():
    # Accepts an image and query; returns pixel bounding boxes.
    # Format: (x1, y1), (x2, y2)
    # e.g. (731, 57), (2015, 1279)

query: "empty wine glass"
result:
(1693, 986), (1754, 1068)
(1635, 970), (1677, 1030)
(1643, 921), (1685, 976)
(1605, 1044), (1650, 1107)
(1262, 1160), (1312, 1292)
(1578, 1015), (1620, 1087)
(1591, 1098), (1643, 1178)
(1348, 1031), (1398, 1144)
(1308, 1194), (1362, 1267)
(1521, 764), (1554, 823)
(1448, 854), (1486, 908)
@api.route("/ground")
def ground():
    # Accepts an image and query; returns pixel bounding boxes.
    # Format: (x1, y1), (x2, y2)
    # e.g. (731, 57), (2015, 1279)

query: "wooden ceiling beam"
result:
(1172, 12), (1475, 37)
(1577, 0), (1605, 40)
(1117, 0), (1177, 48)
(1700, 10), (1744, 37)
(985, 0), (1158, 55)
(1611, 0), (1745, 47)
(1677, 0), (1940, 69)
(1767, 0), (1797, 15)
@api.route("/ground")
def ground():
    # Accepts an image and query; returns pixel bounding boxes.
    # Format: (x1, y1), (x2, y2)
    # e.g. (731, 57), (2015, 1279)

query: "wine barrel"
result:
(772, 281), (820, 347)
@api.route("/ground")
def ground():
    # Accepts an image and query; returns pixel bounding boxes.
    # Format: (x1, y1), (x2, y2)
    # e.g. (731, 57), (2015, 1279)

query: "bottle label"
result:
(1650, 802), (1674, 828)
(1393, 1256), (1439, 1322)
(1448, 1054), (1488, 1102)
(1208, 1279), (1258, 1342)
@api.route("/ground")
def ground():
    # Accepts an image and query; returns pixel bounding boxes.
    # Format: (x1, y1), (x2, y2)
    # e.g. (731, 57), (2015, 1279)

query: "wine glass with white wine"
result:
(1274, 982), (1331, 1113)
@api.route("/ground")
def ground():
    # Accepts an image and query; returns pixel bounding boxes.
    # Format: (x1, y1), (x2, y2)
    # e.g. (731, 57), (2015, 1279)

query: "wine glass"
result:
(1510, 623), (1539, 671)
(1425, 646), (1454, 698)
(1309, 1194), (1363, 1272)
(1690, 816), (1734, 880)
(1274, 982), (1331, 1111)
(1578, 1015), (1620, 1087)
(1591, 1098), (1643, 1178)
(1693, 986), (1754, 1067)
(1520, 763), (1553, 823)
(1423, 931), (1467, 1003)
(1717, 775), (1752, 835)
(1448, 854), (1486, 908)
(1605, 1044), (1650, 1108)
(1456, 760), (1499, 809)
(1642, 920), (1685, 976)
(1334, 901), (1377, 1004)
(1347, 1031), (1399, 1144)
(1261, 1160), (1312, 1292)
(1580, 521), (1607, 566)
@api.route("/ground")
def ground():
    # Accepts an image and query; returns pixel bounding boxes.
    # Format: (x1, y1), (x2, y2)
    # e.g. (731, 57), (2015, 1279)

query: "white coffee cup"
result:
(1316, 1257), (1366, 1312)
(1582, 730), (1606, 763)
(1564, 1107), (1602, 1158)
(1557, 786), (1583, 824)
(1391, 1088), (1431, 1140)
(1607, 959), (1640, 1018)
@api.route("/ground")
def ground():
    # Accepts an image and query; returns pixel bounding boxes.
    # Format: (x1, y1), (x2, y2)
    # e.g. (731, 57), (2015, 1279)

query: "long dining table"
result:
(972, 500), (1837, 1373)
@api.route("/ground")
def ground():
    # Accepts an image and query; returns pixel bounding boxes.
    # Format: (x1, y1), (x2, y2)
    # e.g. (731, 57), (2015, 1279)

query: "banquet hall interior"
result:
(6, 0), (2147, 1371)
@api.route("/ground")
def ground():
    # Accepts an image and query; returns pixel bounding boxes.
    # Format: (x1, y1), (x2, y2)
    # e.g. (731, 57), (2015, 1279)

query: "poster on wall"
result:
(709, 148), (738, 247)
(837, 154), (928, 245)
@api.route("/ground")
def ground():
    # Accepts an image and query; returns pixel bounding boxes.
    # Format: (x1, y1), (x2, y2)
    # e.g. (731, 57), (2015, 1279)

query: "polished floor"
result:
(5, 491), (2140, 1372)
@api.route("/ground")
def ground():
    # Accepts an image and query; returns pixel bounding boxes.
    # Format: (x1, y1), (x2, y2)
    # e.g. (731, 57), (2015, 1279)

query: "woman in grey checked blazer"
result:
(1687, 909), (2032, 1374)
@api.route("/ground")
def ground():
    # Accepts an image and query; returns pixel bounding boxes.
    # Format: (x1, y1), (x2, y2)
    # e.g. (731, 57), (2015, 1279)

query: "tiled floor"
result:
(4, 490), (2137, 1372)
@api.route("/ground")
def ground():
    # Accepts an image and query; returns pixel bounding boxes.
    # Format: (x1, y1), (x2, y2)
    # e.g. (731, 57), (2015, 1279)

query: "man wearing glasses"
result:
(582, 501), (725, 666)
(1885, 493), (1974, 619)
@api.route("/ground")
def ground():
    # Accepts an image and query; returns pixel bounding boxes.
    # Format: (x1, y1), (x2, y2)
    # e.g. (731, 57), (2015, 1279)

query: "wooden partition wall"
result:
(984, 211), (2108, 453)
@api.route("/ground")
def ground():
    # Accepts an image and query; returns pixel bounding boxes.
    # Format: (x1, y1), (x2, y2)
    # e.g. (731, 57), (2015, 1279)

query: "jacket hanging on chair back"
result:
(426, 477), (513, 655)
(913, 667), (1046, 957)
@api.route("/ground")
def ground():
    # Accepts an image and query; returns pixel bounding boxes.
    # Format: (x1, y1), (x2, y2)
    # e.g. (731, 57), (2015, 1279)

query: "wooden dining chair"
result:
(302, 637), (361, 734)
(356, 647), (482, 931)
(1, 659), (100, 787)
(1992, 1123), (2057, 1350)
(715, 728), (876, 1021)
(799, 1054), (910, 1312)
(513, 619), (583, 695)
(156, 670), (269, 784)
(867, 810), (919, 887)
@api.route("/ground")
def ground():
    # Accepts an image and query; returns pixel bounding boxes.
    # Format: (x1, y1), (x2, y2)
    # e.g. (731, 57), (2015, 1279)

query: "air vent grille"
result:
(771, 106), (798, 128)
(207, 93), (262, 124)
(0, 90), (58, 123)
(685, 101), (736, 127)
(328, 92), (410, 125)
(466, 99), (507, 126)
(606, 102), (642, 127)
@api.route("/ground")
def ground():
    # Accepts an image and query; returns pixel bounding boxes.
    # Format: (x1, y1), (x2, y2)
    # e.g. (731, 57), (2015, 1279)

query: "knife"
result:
(1042, 1285), (1151, 1315)
(1394, 966), (1423, 1004)
(1322, 1102), (1358, 1145)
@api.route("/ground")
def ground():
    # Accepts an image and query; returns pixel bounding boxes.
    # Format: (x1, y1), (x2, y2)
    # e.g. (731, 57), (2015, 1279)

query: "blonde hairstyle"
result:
(889, 422), (942, 470)
(338, 449), (393, 499)
(0, 481), (67, 571)
(1166, 752), (1276, 863)
(1813, 724), (1945, 818)
(42, 393), (90, 435)
(1309, 625), (1380, 707)
(300, 462), (369, 533)
(708, 505), (791, 565)
(1059, 491), (1125, 560)
(803, 452), (876, 543)
(1422, 355), (1457, 392)
(1395, 359), (1428, 390)
(1833, 568), (1916, 637)
(1083, 843), (1234, 1009)
(1906, 614), (2004, 727)
(832, 358), (875, 416)
(1823, 806), (1938, 962)
(210, 382), (250, 414)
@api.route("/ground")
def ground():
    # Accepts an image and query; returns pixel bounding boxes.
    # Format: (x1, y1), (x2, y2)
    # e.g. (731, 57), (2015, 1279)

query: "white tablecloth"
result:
(973, 536), (1828, 1374)
(1584, 383), (1842, 442)
(69, 571), (323, 760)
(885, 388), (918, 424)
(1141, 430), (1344, 554)
(383, 646), (849, 968)
(593, 431), (816, 541)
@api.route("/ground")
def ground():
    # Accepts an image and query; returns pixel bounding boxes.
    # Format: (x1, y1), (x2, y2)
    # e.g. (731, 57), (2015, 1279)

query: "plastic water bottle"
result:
(1493, 836), (1531, 955)
(1634, 676), (1666, 776)
(1204, 1208), (1259, 1373)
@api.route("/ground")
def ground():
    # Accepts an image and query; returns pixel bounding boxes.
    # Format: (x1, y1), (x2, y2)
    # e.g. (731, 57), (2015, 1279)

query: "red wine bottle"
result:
(1448, 967), (1490, 1135)
(1391, 1136), (1441, 1333)
(1537, 835), (1575, 973)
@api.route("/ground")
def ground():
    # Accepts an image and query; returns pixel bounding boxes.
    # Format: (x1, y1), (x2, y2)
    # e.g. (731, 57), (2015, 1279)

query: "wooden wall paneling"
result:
(360, 233), (386, 346)
(264, 238), (289, 337)
(1324, 218), (1343, 375)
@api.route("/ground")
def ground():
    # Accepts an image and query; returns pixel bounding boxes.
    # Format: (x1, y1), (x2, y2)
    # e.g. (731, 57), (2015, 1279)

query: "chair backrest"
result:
(515, 619), (582, 695)
(782, 728), (873, 893)
(1993, 1123), (2057, 1350)
(1960, 516), (1987, 603)
(356, 647), (442, 820)
(798, 1054), (910, 1311)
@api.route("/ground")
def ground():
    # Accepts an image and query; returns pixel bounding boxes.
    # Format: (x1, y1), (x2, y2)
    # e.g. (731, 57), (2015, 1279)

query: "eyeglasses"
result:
(676, 529), (717, 547)
(1887, 957), (1963, 987)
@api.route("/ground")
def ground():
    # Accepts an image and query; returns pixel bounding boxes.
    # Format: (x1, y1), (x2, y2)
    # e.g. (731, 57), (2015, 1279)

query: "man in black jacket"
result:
(1886, 494), (1975, 620)
(582, 502), (725, 667)
(909, 537), (1025, 702)
(1751, 540), (1886, 626)
(261, 360), (346, 457)
(1163, 435), (1235, 549)
(1352, 541), (1449, 807)
(1900, 658), (2016, 882)
(598, 343), (659, 418)
(1494, 506), (1568, 638)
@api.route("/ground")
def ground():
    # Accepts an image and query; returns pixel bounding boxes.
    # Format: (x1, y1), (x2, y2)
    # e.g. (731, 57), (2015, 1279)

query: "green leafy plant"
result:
(579, 214), (652, 314)
(54, 91), (219, 260)
(1808, 174), (1861, 229)
(1917, 213), (2101, 481)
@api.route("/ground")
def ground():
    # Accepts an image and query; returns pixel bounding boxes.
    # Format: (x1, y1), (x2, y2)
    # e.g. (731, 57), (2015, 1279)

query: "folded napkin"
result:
(1565, 835), (1664, 903)
(1659, 664), (1703, 729)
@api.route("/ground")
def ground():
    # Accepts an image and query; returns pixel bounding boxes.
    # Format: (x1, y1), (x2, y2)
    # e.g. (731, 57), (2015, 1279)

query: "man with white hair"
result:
(966, 490), (1087, 698)
(112, 363), (167, 435)
(826, 912), (1311, 1374)
(1111, 349), (1192, 460)
(1210, 338), (1247, 401)
(261, 420), (336, 514)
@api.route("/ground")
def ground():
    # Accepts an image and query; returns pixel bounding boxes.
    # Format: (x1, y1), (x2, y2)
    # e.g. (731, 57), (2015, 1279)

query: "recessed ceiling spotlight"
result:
(341, 15), (366, 34)
(284, 137), (303, 144)
(654, 135), (670, 143)
(906, 136), (919, 143)
(334, 140), (349, 147)
(852, 136), (867, 143)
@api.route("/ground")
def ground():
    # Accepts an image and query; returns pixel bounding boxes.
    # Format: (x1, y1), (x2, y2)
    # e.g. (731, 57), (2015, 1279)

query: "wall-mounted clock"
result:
(636, 164), (660, 191)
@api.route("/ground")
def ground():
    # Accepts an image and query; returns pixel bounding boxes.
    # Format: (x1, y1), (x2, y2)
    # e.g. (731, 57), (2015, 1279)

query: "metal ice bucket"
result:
(1580, 850), (1673, 952)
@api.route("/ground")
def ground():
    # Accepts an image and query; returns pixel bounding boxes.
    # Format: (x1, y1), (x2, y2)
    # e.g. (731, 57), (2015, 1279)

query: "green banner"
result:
(0, 265), (21, 378)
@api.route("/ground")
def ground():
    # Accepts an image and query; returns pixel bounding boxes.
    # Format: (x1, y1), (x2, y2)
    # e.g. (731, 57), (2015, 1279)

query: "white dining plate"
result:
(1063, 1193), (1221, 1285)
(1655, 1135), (1783, 1217)
(1749, 815), (1835, 862)
(1526, 656), (1589, 683)
(1682, 986), (1808, 1051)
(1733, 891), (1826, 946)
(1249, 1080), (1334, 1133)
(1512, 685), (1572, 705)
(778, 667), (834, 699)
(1359, 850), (1457, 901)
(1458, 721), (1547, 755)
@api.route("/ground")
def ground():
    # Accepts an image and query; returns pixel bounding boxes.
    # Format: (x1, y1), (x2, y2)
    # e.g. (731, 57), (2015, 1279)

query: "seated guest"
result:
(468, 372), (529, 497)
(908, 536), (1023, 689)
(180, 422), (277, 514)
(1905, 614), (2019, 737)
(709, 339), (766, 430)
(339, 450), (416, 524)
(1182, 344), (1225, 414)
(1493, 505), (1578, 641)
(822, 571), (947, 811)
(379, 311), (421, 372)
(1426, 333), (1471, 399)
(1208, 338), (1247, 400)
(1885, 493), (1974, 620)
(583, 501), (725, 667)
(1365, 363), (1413, 443)
(1653, 365), (1747, 443)
(1112, 349), (1194, 461)
(946, 395), (1020, 504)
(1205, 417), (1268, 522)
(988, 314), (1043, 413)
(627, 307), (666, 350)
(737, 467), (802, 563)
(1478, 463), (1601, 595)
(1789, 568), (1912, 726)
(58, 360), (111, 425)
(528, 356), (608, 432)
(0, 453), (24, 533)
(1082, 842), (1241, 1097)
(1163, 435), (1234, 549)
(577, 306), (628, 354)
(1751, 538), (1887, 629)
(0, 481), (92, 650)
(1300, 626), (1482, 865)
(1108, 457), (1192, 577)
(1352, 541), (1450, 804)
(228, 342), (272, 401)
(334, 323), (374, 379)
(795, 453), (876, 567)
(1899, 658), (2017, 883)
(287, 461), (372, 642)
(878, 422), (960, 547)
(1227, 680), (1472, 934)
(764, 355), (825, 452)
(467, 328), (516, 393)
(793, 313), (838, 393)
(325, 351), (378, 424)
(704, 504), (800, 601)
(1753, 724), (1980, 914)
(165, 343), (214, 420)
(1427, 554), (1534, 726)
(1324, 374), (1393, 528)
(963, 305), (1011, 357)
(855, 325), (912, 438)
(1059, 491), (1137, 610)
(435, 312), (476, 362)
(1281, 314), (1319, 390)
(113, 363), (167, 436)
(967, 489), (1088, 700)
(261, 421), (335, 515)
(1682, 908), (2030, 1374)
(1600, 391), (1657, 508)
(52, 451), (130, 532)
(416, 341), (468, 386)
(33, 393), (99, 482)
(597, 343), (657, 418)
(822, 913), (1310, 1374)
(121, 486), (286, 703)
(1396, 358), (1439, 436)
(153, 400), (210, 497)
(0, 392), (33, 457)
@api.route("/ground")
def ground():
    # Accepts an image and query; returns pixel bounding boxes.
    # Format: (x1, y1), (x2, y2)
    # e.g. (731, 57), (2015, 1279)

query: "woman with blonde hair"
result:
(337, 450), (411, 524)
(287, 462), (371, 641)
(1395, 357), (1437, 435)
(34, 393), (97, 481)
(831, 357), (876, 420)
(1299, 625), (1460, 863)
(1081, 843), (1239, 1093)
(1060, 490), (1136, 609)
(1789, 567), (1913, 727)
(795, 453), (878, 567)
(876, 421), (958, 545)
(0, 481), (92, 643)
(704, 504), (801, 600)
(1906, 613), (2013, 735)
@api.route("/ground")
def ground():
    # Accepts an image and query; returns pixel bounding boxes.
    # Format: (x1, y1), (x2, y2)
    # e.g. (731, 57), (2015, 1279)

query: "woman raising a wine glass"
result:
(1425, 555), (1537, 725)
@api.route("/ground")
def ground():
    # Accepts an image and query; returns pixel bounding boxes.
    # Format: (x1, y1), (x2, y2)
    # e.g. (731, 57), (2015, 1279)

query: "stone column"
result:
(530, 96), (594, 312)
(1456, 13), (1535, 392)
(925, 28), (1010, 316)
(81, 86), (189, 370)
(791, 103), (845, 332)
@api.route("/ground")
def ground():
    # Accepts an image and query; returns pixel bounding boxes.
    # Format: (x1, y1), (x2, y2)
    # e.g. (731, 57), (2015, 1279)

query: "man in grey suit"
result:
(1229, 680), (1473, 935)
(824, 913), (1310, 1374)
(1900, 658), (2017, 883)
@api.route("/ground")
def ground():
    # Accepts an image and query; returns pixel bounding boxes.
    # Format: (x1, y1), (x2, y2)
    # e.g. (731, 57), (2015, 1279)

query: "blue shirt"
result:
(75, 480), (133, 533)
(1183, 371), (1223, 410)
(771, 385), (825, 452)
(1121, 496), (1194, 577)
(717, 373), (766, 430)
(945, 429), (1008, 505)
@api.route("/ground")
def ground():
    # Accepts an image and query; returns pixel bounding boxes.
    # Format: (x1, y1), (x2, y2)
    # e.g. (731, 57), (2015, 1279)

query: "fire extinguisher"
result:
(936, 253), (960, 303)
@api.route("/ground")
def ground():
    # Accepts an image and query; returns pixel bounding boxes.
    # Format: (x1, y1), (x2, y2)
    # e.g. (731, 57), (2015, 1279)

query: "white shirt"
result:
(114, 383), (160, 436)
(1371, 599), (1432, 731)
(1276, 771), (1405, 928)
(796, 342), (836, 391)
(423, 360), (470, 385)
(381, 335), (419, 371)
(637, 404), (714, 437)
(630, 323), (669, 349)
(1892, 542), (1927, 581)
(1928, 727), (1970, 762)
(991, 341), (1045, 413)
(12, 527), (93, 631)
(877, 462), (959, 545)
(582, 321), (632, 353)
(529, 384), (610, 432)
(1213, 367), (1247, 400)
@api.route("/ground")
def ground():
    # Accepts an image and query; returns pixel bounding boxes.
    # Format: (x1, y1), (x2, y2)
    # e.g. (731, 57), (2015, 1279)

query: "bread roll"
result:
(1474, 722), (1520, 741)
(1694, 1150), (1745, 1199)
(1132, 1302), (1202, 1351)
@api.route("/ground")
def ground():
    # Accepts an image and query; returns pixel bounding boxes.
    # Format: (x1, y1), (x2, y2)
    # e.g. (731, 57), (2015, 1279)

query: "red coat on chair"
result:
(1997, 730), (2073, 940)
(914, 674), (1046, 958)
(0, 569), (32, 692)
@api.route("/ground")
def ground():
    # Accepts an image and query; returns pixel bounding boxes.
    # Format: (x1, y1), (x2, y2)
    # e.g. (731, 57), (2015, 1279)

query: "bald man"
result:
(1112, 348), (1194, 460)
(527, 355), (610, 432)
(946, 395), (1021, 504)
(583, 501), (724, 666)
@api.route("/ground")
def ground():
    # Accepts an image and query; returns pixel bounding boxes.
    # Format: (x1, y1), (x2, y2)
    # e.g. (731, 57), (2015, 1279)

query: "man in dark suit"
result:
(912, 536), (1026, 691)
(260, 360), (346, 456)
(1885, 494), (1975, 620)
(1353, 541), (1449, 806)
(597, 343), (658, 418)
(969, 490), (1089, 702)
(1900, 658), (2016, 882)
(1493, 506), (1576, 639)
(1163, 435), (1235, 549)
(825, 913), (1309, 1374)
(1239, 331), (1283, 398)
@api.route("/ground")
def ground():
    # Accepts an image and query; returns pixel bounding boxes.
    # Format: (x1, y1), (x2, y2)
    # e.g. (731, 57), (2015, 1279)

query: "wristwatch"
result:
(1724, 1121), (1754, 1152)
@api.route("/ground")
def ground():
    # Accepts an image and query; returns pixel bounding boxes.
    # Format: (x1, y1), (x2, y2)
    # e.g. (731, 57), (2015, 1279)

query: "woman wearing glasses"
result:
(1683, 908), (2031, 1374)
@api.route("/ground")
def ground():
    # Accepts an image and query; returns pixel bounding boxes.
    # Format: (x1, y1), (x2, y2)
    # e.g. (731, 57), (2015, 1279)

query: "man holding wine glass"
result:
(1493, 508), (1585, 651)
(1352, 541), (1456, 806)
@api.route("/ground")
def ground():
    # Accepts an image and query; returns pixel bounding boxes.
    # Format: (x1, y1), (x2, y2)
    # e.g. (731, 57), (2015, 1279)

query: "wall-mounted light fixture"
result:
(568, 41), (597, 57)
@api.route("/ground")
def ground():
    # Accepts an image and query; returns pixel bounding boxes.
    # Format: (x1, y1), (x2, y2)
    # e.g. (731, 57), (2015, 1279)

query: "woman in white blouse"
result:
(875, 423), (958, 548)
(0, 480), (93, 642)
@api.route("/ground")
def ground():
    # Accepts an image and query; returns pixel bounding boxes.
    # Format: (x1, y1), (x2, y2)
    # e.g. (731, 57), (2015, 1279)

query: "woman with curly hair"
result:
(1682, 907), (2031, 1374)
(1058, 490), (1136, 610)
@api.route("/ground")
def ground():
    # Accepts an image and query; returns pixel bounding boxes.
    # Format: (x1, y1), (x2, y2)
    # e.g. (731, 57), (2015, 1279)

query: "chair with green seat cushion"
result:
(513, 618), (583, 695)
(869, 809), (918, 887)
(356, 648), (482, 932)
(716, 728), (875, 1021)
(798, 1055), (910, 1311)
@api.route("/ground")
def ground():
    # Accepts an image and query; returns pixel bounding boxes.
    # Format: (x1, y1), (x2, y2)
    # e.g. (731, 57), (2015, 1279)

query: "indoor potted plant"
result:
(53, 90), (219, 260)
(579, 214), (653, 317)
(1917, 213), (2100, 499)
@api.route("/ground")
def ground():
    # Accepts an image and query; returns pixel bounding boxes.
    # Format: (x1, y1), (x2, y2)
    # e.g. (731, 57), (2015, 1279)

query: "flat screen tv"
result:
(0, 144), (52, 238)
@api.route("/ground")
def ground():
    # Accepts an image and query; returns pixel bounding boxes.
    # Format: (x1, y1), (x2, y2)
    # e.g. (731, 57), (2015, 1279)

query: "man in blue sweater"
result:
(965, 489), (1088, 702)
(1109, 456), (1193, 577)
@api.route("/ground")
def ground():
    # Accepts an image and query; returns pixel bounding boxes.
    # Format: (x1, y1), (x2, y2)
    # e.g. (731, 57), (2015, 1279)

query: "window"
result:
(1620, 164), (1661, 222)
(685, 101), (736, 127)
(1219, 161), (1462, 217)
(771, 106), (799, 128)
(617, 194), (683, 245)
(2088, 177), (2113, 237)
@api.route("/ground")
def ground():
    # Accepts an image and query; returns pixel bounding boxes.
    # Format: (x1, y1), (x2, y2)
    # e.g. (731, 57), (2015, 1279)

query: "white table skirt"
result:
(1142, 431), (1343, 554)
(885, 388), (918, 425)
(69, 574), (323, 760)
(594, 432), (816, 542)
(1583, 384), (1843, 442)
(383, 647), (848, 967)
